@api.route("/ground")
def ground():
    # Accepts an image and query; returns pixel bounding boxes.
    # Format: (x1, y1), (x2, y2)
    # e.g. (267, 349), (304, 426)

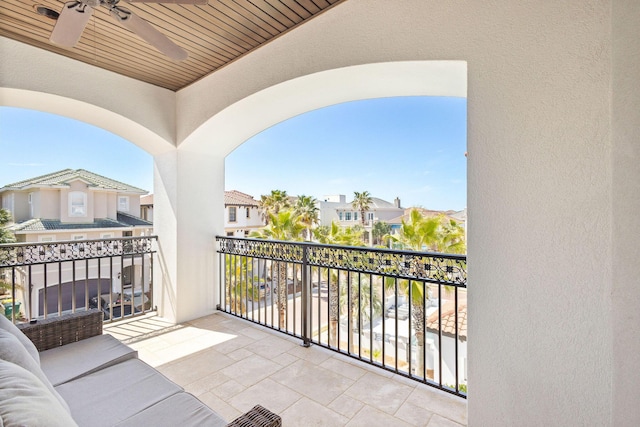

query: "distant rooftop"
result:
(224, 190), (259, 207)
(140, 194), (154, 206)
(0, 169), (147, 194)
(8, 212), (152, 233)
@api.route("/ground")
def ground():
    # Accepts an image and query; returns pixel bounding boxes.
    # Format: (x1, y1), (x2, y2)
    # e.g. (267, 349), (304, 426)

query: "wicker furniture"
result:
(17, 309), (103, 351)
(3, 310), (281, 427)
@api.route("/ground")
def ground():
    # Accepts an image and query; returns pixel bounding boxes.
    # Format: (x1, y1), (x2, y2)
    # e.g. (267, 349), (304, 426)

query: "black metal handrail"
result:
(216, 236), (467, 398)
(0, 236), (157, 324)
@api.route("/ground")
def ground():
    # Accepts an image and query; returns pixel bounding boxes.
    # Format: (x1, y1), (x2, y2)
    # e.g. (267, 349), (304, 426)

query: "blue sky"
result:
(0, 96), (466, 210)
(226, 97), (467, 210)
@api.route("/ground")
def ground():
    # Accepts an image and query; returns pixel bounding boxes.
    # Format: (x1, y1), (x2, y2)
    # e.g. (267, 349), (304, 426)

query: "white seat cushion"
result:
(115, 392), (227, 427)
(0, 329), (70, 413)
(0, 311), (40, 363)
(55, 358), (182, 427)
(0, 359), (78, 427)
(40, 333), (138, 386)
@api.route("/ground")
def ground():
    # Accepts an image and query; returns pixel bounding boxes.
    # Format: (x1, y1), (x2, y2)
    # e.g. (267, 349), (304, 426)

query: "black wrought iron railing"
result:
(216, 236), (467, 398)
(0, 236), (157, 323)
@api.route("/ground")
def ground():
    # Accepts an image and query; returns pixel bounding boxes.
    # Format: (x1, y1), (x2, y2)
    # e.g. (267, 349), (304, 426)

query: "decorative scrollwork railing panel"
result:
(0, 236), (157, 267)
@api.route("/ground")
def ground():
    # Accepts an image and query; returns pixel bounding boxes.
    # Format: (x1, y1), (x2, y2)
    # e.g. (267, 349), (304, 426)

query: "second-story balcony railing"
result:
(216, 236), (467, 398)
(0, 236), (157, 324)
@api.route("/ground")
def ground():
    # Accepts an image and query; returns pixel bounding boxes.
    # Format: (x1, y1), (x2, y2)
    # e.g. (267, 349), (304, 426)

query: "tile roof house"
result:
(0, 169), (153, 318)
(223, 190), (264, 237)
(0, 169), (152, 242)
(426, 302), (468, 387)
(318, 194), (404, 226)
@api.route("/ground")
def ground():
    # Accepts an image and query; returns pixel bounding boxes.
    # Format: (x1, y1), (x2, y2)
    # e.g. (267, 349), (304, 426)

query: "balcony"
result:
(1, 236), (467, 424)
(105, 312), (467, 426)
(216, 237), (467, 398)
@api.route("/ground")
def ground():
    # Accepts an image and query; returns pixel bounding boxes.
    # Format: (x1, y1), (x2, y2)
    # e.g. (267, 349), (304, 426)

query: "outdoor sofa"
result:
(0, 309), (281, 427)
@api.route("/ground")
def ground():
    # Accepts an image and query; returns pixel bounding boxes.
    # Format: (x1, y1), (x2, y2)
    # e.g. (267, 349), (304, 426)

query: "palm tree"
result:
(294, 195), (319, 241)
(435, 218), (466, 254)
(337, 270), (383, 354)
(250, 210), (305, 329)
(384, 275), (428, 374)
(311, 221), (368, 348)
(371, 221), (391, 246)
(383, 209), (447, 377)
(352, 191), (372, 227)
(259, 190), (291, 225)
(313, 222), (364, 246)
(225, 255), (253, 316)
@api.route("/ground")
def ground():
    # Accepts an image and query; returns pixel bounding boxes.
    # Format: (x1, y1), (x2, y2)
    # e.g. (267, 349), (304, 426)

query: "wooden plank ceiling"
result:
(0, 0), (345, 91)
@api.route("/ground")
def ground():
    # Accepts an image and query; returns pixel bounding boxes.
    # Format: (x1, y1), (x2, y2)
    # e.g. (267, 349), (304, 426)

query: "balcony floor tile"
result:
(105, 312), (467, 426)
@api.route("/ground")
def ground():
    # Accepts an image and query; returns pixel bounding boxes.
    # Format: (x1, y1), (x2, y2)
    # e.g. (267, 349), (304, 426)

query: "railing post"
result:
(301, 244), (311, 347)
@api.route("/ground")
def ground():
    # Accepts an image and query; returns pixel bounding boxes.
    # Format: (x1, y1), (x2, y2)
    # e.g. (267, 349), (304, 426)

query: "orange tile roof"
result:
(426, 302), (467, 341)
(224, 190), (259, 207)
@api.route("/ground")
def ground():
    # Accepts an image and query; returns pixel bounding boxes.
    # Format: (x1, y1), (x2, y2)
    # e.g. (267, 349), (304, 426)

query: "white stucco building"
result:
(2, 1), (639, 424)
(224, 190), (263, 237)
(318, 195), (403, 228)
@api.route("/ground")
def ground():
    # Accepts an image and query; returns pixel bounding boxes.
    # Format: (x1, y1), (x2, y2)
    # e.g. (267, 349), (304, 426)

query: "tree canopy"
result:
(0, 209), (15, 244)
(388, 209), (466, 254)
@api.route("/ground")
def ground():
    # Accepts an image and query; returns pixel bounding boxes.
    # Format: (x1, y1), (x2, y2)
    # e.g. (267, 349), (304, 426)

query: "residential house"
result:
(140, 194), (154, 222)
(0, 169), (152, 317)
(224, 190), (264, 237)
(3, 1), (638, 424)
(318, 195), (404, 244)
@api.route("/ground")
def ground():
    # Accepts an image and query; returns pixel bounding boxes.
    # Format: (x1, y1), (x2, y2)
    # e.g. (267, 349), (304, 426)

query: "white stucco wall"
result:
(0, 38), (176, 155)
(177, 1), (615, 425)
(2, 0), (639, 425)
(611, 1), (640, 425)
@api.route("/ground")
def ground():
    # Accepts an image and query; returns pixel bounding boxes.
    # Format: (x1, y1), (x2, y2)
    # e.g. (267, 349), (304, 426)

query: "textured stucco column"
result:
(612, 1), (640, 425)
(153, 148), (221, 323)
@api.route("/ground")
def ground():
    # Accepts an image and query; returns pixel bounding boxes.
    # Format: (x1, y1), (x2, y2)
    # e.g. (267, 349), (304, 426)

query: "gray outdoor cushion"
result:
(0, 329), (70, 414)
(55, 358), (182, 427)
(114, 392), (227, 427)
(40, 333), (138, 386)
(0, 311), (40, 364)
(0, 359), (78, 427)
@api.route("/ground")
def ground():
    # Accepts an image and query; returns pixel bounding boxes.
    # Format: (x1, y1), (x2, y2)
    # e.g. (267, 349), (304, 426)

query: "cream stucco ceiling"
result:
(0, 0), (345, 91)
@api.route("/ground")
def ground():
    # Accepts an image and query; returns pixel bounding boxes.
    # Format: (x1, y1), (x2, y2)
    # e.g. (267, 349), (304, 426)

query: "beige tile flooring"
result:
(104, 312), (467, 427)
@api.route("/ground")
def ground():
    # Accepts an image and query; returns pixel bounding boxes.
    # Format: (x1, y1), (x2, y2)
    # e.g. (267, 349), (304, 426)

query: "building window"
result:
(118, 196), (129, 212)
(71, 234), (86, 240)
(345, 212), (352, 221)
(244, 230), (250, 237)
(69, 192), (87, 217)
(28, 192), (34, 217)
(229, 207), (237, 222)
(354, 212), (358, 221)
(101, 233), (113, 239)
(367, 212), (374, 221)
(39, 236), (55, 242)
(338, 212), (343, 221)
(226, 231), (234, 237)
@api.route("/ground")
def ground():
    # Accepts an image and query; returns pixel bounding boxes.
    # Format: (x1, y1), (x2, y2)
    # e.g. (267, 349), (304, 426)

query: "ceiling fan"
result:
(49, 0), (207, 61)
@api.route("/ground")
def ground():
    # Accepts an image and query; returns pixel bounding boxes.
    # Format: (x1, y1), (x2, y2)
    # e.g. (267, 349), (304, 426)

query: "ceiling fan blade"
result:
(50, 2), (94, 47)
(111, 9), (188, 61)
(126, 0), (208, 4)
